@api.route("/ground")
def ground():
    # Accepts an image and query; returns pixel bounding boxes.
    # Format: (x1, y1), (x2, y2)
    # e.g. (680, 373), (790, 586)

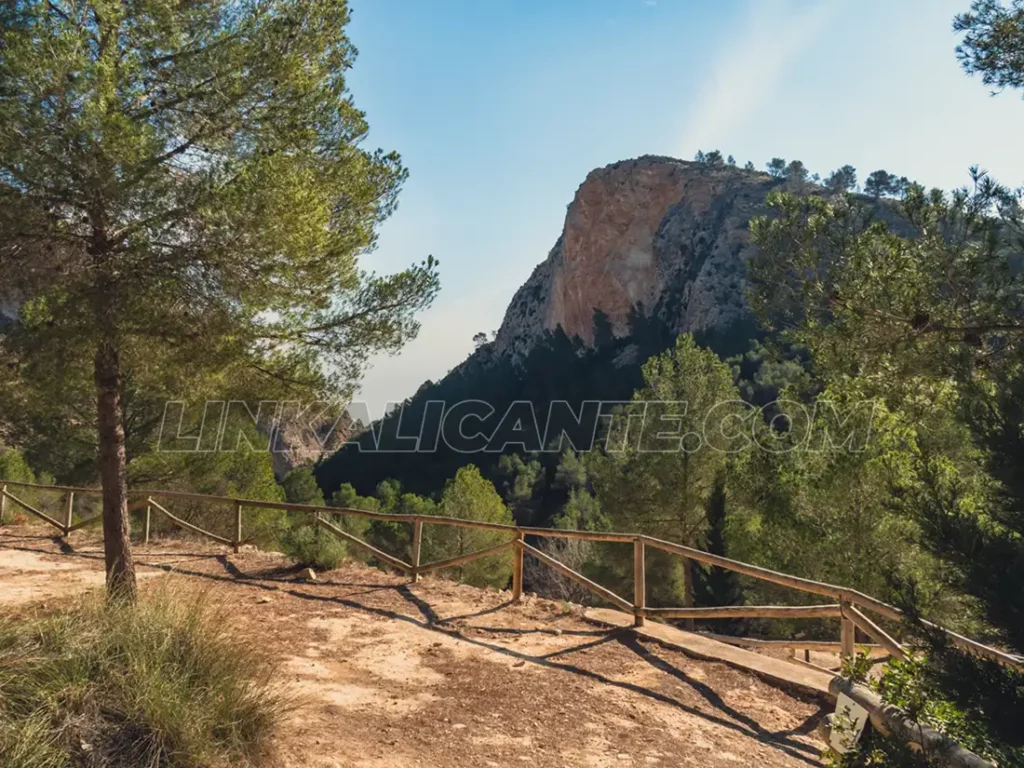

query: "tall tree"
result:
(704, 150), (724, 167)
(692, 471), (745, 634)
(766, 157), (787, 177)
(825, 165), (858, 193)
(748, 123), (1024, 768)
(589, 335), (745, 612)
(784, 159), (809, 184)
(427, 465), (514, 588)
(0, 1), (440, 601)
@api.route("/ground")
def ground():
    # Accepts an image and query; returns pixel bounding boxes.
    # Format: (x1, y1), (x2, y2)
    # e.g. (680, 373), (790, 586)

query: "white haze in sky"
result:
(678, 0), (841, 158)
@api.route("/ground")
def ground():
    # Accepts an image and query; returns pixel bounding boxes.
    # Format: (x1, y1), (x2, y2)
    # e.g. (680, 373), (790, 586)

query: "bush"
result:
(0, 589), (287, 768)
(278, 523), (347, 571)
(829, 654), (1024, 768)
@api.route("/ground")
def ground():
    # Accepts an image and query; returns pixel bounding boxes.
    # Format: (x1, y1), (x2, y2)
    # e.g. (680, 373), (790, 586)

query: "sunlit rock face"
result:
(493, 156), (786, 359)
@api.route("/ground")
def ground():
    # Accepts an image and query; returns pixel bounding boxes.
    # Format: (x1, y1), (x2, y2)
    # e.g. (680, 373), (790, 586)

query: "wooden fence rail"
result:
(1, 479), (1020, 672)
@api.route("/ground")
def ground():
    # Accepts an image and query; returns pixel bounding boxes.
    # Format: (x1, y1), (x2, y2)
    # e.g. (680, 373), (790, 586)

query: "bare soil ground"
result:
(0, 526), (827, 767)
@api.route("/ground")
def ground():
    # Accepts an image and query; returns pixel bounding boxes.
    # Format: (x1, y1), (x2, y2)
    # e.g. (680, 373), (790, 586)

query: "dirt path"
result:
(0, 526), (827, 767)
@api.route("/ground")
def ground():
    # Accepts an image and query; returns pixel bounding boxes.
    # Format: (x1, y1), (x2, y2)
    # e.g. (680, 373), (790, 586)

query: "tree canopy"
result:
(0, 0), (440, 600)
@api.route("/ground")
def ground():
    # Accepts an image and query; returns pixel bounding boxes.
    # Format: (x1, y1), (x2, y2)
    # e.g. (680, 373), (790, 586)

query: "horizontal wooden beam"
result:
(698, 632), (884, 654)
(1, 489), (65, 532)
(316, 518), (414, 574)
(416, 539), (515, 575)
(642, 535), (847, 602)
(0, 479), (102, 496)
(644, 604), (842, 620)
(520, 541), (633, 613)
(147, 498), (233, 546)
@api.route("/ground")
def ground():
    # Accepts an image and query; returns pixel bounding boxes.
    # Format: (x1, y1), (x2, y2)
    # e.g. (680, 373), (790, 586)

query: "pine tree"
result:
(0, 1), (439, 601)
(766, 157), (787, 177)
(693, 471), (745, 635)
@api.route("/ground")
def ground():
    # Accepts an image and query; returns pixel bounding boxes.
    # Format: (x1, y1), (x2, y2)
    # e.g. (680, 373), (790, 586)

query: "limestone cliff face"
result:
(494, 156), (784, 359)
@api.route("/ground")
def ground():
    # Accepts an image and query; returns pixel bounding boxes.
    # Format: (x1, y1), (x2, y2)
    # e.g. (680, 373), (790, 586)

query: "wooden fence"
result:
(1, 479), (1021, 673)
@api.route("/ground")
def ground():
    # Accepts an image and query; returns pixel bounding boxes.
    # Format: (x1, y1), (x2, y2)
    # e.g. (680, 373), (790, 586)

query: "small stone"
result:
(303, 568), (317, 581)
(452, 723), (467, 730)
(257, 595), (273, 604)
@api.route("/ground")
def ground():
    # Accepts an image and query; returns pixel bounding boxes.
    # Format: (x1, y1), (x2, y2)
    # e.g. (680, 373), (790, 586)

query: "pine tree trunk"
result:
(94, 337), (138, 603)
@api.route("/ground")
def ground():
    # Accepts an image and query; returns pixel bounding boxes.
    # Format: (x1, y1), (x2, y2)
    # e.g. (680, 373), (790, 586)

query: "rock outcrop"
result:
(494, 156), (785, 359)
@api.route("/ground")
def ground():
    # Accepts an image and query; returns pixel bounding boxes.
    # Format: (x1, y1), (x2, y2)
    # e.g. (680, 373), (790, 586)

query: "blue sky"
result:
(344, 0), (1024, 415)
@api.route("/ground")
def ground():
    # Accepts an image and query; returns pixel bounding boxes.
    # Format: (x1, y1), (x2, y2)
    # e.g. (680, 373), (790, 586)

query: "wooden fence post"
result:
(144, 504), (152, 545)
(1, 484), (7, 525)
(63, 491), (75, 536)
(411, 519), (423, 583)
(233, 501), (243, 554)
(840, 600), (855, 662)
(512, 531), (524, 603)
(634, 538), (646, 627)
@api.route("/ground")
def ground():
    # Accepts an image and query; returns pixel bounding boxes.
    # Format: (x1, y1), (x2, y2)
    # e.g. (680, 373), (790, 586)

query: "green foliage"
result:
(863, 169), (910, 198)
(766, 157), (787, 177)
(0, 589), (286, 768)
(955, 0), (1024, 95)
(693, 472), (744, 632)
(704, 150), (724, 167)
(587, 335), (744, 606)
(841, 649), (875, 684)
(281, 467), (326, 506)
(784, 159), (809, 184)
(0, 0), (440, 560)
(0, 444), (36, 524)
(424, 465), (514, 589)
(0, 0), (439, 388)
(829, 655), (1024, 768)
(726, 381), (975, 633)
(826, 165), (858, 193)
(494, 453), (544, 524)
(278, 524), (348, 571)
(747, 10), (1024, 748)
(127, 422), (287, 546)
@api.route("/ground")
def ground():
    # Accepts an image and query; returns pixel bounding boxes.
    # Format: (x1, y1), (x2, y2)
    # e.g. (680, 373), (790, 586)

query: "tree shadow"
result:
(2, 537), (826, 765)
(616, 633), (826, 758)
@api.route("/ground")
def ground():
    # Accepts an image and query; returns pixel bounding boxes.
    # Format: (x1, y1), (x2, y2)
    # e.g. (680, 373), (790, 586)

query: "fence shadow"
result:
(0, 532), (826, 766)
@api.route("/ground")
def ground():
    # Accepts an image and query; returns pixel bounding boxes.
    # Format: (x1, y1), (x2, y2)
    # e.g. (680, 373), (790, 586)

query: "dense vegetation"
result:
(0, 590), (286, 768)
(1, 0), (1023, 765)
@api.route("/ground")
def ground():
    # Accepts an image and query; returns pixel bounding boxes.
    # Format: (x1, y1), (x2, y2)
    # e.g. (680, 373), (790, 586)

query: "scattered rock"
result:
(303, 568), (317, 582)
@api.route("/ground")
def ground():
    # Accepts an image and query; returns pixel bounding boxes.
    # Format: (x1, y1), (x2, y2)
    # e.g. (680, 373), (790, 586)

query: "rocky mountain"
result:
(493, 155), (781, 361)
(318, 155), (806, 499)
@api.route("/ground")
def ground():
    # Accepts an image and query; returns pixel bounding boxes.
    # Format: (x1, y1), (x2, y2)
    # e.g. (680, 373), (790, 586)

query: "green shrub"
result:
(0, 589), (287, 768)
(829, 655), (1024, 768)
(278, 524), (347, 571)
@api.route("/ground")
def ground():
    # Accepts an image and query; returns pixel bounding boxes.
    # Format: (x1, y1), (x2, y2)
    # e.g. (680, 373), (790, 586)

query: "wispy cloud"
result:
(679, 0), (839, 156)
